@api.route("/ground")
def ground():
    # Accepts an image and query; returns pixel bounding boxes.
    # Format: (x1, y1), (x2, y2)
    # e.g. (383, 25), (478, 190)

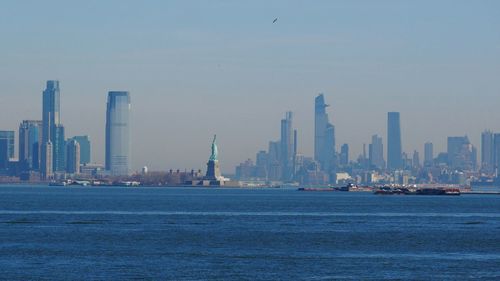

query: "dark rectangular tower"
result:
(369, 134), (385, 170)
(280, 111), (294, 181)
(105, 91), (131, 176)
(424, 142), (433, 167)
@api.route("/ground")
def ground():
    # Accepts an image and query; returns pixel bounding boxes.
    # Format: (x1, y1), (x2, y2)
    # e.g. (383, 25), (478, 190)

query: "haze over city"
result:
(1, 0), (499, 172)
(1, 2), (500, 280)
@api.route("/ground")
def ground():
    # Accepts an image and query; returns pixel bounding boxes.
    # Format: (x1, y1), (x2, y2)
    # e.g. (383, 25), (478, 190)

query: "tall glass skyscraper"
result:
(0, 139), (9, 173)
(0, 131), (15, 159)
(0, 131), (14, 173)
(54, 124), (66, 171)
(481, 130), (494, 172)
(41, 80), (65, 177)
(267, 141), (281, 181)
(105, 91), (131, 176)
(493, 134), (500, 175)
(280, 111), (294, 181)
(19, 120), (42, 170)
(42, 81), (60, 144)
(314, 94), (336, 173)
(387, 112), (402, 170)
(424, 142), (433, 167)
(70, 136), (91, 165)
(66, 139), (80, 174)
(369, 134), (385, 170)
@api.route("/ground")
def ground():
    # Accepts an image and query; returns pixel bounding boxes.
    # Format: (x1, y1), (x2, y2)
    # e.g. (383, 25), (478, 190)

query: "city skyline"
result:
(1, 1), (500, 172)
(1, 79), (499, 174)
(0, 3), (498, 280)
(4, 82), (499, 186)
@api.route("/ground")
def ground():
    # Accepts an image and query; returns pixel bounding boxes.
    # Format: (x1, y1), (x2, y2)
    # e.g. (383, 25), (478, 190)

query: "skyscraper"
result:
(280, 111), (294, 181)
(471, 146), (478, 171)
(71, 135), (91, 165)
(41, 80), (66, 177)
(424, 142), (433, 167)
(19, 120), (42, 171)
(66, 139), (80, 174)
(54, 124), (66, 171)
(340, 144), (349, 166)
(41, 141), (53, 179)
(325, 124), (336, 171)
(362, 143), (368, 169)
(0, 131), (15, 160)
(0, 139), (9, 173)
(267, 141), (281, 181)
(105, 91), (131, 176)
(481, 130), (494, 172)
(369, 134), (385, 170)
(314, 94), (336, 173)
(412, 150), (420, 169)
(493, 134), (500, 175)
(293, 129), (298, 178)
(447, 136), (475, 171)
(255, 150), (268, 179)
(387, 112), (402, 170)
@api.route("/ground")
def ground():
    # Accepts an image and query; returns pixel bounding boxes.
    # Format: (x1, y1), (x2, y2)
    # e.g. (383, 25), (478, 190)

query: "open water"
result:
(0, 185), (498, 280)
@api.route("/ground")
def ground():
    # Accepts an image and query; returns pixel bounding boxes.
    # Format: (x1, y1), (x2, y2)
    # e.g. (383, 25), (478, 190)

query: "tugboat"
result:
(298, 183), (356, 192)
(298, 186), (335, 192)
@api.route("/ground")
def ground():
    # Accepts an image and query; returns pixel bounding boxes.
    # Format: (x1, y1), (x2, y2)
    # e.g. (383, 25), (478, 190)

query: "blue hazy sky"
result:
(1, 0), (499, 173)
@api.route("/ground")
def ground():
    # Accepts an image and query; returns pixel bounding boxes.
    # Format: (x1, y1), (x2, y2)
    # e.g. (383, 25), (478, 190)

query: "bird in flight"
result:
(273, 18), (278, 23)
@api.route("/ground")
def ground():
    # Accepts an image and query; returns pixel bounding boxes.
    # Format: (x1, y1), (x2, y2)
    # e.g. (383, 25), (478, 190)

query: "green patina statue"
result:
(209, 134), (218, 161)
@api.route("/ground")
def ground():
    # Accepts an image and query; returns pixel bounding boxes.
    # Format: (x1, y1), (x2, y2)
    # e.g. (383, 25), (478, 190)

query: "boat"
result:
(298, 187), (335, 192)
(49, 181), (67, 186)
(416, 188), (461, 195)
(373, 186), (404, 195)
(334, 183), (355, 191)
(416, 188), (446, 195)
(298, 183), (355, 192)
(374, 186), (460, 196)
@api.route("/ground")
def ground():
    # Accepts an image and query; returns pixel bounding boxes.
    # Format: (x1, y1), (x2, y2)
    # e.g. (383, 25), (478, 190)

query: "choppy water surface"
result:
(0, 186), (498, 280)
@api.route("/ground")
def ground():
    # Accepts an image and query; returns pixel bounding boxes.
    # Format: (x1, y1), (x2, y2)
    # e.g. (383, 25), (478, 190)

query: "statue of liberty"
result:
(209, 134), (218, 161)
(205, 134), (221, 180)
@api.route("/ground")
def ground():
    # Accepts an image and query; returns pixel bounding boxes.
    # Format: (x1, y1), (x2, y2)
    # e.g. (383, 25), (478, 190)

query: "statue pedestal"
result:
(205, 159), (221, 180)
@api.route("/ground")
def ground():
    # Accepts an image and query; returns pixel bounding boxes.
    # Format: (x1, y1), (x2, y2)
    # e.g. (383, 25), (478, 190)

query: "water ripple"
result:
(0, 210), (498, 218)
